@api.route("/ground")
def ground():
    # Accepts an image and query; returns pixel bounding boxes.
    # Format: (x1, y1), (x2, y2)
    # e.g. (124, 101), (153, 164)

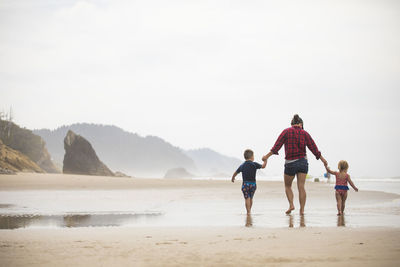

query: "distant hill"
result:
(185, 148), (242, 176)
(34, 123), (196, 177)
(0, 119), (59, 173)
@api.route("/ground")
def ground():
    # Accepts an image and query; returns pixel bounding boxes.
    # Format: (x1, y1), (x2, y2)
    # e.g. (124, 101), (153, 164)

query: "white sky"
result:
(1, 0), (399, 177)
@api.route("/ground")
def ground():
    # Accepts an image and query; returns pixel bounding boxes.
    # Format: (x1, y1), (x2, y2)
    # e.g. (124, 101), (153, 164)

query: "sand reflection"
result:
(0, 213), (162, 230)
(337, 215), (346, 227)
(245, 214), (253, 227)
(288, 215), (306, 228)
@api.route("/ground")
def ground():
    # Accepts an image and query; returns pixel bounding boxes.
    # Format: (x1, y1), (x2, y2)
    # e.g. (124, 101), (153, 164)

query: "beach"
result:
(0, 173), (399, 266)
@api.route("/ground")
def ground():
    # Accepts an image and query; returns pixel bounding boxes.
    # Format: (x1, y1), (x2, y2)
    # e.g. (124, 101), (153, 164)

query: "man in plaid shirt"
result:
(263, 115), (327, 215)
(270, 125), (321, 160)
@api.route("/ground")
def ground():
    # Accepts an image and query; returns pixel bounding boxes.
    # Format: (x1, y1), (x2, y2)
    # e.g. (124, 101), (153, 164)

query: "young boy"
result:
(232, 149), (266, 215)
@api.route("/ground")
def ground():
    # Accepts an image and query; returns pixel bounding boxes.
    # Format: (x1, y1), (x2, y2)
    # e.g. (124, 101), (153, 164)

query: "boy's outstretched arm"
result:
(348, 175), (358, 192)
(325, 165), (336, 175)
(231, 171), (238, 183)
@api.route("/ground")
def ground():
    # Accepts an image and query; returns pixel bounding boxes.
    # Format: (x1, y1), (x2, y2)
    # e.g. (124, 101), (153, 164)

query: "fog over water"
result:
(1, 0), (399, 177)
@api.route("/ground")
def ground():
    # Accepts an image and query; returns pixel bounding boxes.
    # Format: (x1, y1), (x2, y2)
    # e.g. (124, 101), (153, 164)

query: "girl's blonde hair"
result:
(338, 160), (349, 172)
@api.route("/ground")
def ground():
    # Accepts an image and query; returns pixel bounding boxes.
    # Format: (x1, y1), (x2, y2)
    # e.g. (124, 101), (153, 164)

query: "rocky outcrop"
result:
(0, 139), (43, 173)
(34, 123), (197, 177)
(114, 171), (131, 178)
(0, 119), (59, 173)
(63, 130), (114, 176)
(164, 168), (194, 179)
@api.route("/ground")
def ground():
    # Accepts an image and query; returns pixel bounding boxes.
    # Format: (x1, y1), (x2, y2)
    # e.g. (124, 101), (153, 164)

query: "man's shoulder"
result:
(283, 127), (293, 133)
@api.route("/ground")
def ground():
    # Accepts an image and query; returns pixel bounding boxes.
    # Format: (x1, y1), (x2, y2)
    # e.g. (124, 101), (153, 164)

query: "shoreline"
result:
(0, 172), (399, 194)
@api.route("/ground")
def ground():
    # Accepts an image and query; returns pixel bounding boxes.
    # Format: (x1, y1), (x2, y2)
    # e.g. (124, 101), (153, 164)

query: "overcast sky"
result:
(1, 0), (399, 177)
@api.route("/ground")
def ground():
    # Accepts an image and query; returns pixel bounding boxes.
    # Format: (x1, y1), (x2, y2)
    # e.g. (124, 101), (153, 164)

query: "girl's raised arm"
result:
(325, 165), (337, 175)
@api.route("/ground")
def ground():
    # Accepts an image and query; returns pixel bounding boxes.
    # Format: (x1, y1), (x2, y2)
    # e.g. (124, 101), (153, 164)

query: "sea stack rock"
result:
(63, 130), (114, 176)
(164, 168), (194, 179)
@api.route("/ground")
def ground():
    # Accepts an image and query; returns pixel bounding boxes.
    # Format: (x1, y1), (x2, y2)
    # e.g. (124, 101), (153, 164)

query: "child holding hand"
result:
(325, 160), (358, 215)
(232, 149), (266, 215)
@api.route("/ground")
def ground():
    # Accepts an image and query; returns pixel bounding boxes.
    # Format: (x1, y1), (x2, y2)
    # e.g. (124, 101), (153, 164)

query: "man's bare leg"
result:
(284, 174), (295, 214)
(297, 172), (307, 215)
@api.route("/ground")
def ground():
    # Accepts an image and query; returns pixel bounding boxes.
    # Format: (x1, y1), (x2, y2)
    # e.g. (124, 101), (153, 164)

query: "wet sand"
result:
(0, 173), (399, 266)
(1, 227), (399, 267)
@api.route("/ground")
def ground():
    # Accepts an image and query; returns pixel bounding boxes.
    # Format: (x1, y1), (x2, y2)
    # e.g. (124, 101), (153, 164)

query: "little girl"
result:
(325, 160), (358, 215)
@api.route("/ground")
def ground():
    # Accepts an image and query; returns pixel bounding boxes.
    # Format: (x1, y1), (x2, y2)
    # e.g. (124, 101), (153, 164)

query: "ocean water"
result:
(197, 175), (400, 195)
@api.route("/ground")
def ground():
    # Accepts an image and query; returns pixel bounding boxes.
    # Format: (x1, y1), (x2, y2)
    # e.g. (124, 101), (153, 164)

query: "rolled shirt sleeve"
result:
(305, 132), (321, 160)
(271, 129), (287, 155)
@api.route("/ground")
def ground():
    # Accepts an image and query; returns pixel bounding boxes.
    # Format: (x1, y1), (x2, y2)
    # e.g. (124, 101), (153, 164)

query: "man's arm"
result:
(269, 129), (287, 156)
(231, 171), (239, 183)
(320, 155), (328, 166)
(305, 132), (322, 160)
(261, 159), (267, 169)
(348, 175), (358, 192)
(262, 129), (287, 162)
(262, 151), (274, 162)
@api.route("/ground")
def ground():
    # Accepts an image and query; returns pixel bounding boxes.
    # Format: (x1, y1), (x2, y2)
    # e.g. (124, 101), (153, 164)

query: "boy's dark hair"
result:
(244, 149), (254, 160)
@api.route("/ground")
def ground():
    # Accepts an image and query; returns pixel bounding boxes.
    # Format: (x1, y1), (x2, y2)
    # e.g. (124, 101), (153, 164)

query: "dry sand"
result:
(0, 173), (399, 266)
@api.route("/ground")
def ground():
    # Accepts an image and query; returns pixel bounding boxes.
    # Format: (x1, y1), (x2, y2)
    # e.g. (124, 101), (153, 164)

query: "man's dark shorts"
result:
(242, 181), (257, 199)
(284, 158), (308, 176)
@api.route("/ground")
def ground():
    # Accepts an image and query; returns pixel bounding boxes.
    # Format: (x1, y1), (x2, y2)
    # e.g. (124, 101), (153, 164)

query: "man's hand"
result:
(320, 155), (328, 166)
(231, 177), (235, 183)
(262, 152), (273, 162)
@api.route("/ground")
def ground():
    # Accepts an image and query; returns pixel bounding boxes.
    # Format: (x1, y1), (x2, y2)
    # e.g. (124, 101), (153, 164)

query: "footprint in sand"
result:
(156, 242), (173, 245)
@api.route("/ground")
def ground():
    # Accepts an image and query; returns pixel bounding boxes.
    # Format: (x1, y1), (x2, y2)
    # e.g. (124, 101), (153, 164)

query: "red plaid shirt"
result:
(271, 126), (321, 160)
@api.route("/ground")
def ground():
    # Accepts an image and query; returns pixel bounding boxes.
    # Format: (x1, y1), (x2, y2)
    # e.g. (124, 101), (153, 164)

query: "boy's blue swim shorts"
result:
(242, 181), (257, 199)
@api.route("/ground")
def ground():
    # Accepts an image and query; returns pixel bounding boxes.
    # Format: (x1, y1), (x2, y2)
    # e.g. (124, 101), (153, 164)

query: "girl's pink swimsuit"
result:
(335, 173), (349, 195)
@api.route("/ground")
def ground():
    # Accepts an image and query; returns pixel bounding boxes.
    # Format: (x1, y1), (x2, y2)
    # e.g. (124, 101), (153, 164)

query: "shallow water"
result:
(1, 211), (398, 229)
(0, 213), (162, 229)
(0, 188), (399, 229)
